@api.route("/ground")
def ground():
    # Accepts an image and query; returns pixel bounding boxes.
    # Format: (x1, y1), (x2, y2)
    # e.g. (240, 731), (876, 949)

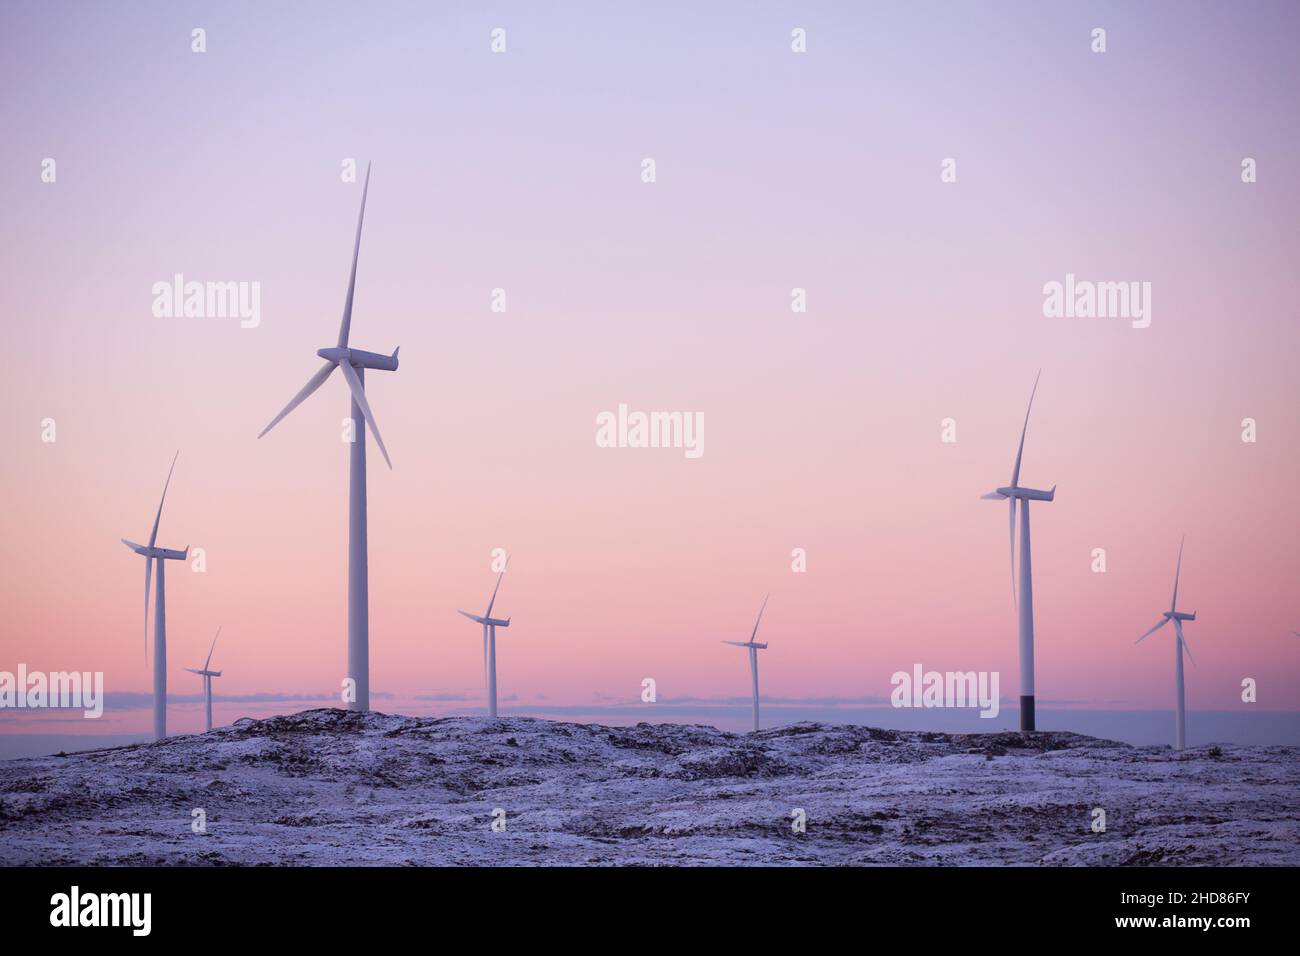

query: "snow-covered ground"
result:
(1, 708), (1295, 865)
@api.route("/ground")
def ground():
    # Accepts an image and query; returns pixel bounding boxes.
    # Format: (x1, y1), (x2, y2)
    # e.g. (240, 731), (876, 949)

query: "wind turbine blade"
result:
(1010, 369), (1041, 488)
(121, 538), (144, 552)
(1008, 496), (1017, 607)
(1171, 536), (1185, 612)
(980, 491), (1007, 500)
(204, 626), (221, 671)
(337, 161), (372, 349)
(1135, 617), (1169, 644)
(147, 450), (180, 549)
(485, 556), (509, 617)
(750, 593), (770, 643)
(722, 641), (748, 647)
(258, 362), (337, 439)
(337, 359), (392, 469)
(1174, 619), (1194, 665)
(143, 557), (152, 665)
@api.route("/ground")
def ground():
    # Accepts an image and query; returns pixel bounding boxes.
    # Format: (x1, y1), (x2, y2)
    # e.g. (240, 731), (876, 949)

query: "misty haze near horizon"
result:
(3, 702), (1296, 760)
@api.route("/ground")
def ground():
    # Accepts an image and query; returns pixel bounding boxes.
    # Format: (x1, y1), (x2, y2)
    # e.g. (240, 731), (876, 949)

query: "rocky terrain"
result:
(1, 709), (1295, 865)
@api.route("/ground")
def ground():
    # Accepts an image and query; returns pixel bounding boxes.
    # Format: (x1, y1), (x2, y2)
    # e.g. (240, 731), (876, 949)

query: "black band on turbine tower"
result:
(1020, 696), (1035, 732)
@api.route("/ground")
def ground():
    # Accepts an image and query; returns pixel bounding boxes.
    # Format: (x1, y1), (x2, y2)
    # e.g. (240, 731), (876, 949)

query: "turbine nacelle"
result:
(121, 539), (189, 561)
(1165, 610), (1196, 622)
(184, 668), (222, 677)
(316, 346), (400, 372)
(984, 485), (1056, 502)
(458, 610), (511, 628)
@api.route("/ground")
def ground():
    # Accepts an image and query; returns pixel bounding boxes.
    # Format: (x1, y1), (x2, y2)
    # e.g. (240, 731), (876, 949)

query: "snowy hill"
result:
(1, 709), (1295, 865)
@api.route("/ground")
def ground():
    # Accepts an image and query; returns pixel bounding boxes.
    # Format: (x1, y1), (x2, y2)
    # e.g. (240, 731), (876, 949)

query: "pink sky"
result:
(1, 1), (1298, 737)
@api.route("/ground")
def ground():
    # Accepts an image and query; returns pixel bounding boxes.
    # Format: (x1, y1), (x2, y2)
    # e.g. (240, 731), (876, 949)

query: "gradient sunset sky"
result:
(2, 1), (1298, 739)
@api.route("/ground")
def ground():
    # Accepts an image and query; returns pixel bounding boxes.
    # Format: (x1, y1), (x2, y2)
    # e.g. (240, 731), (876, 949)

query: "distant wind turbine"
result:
(184, 627), (223, 733)
(723, 594), (770, 733)
(458, 560), (512, 717)
(981, 371), (1055, 732)
(257, 162), (398, 712)
(1136, 538), (1198, 751)
(120, 451), (188, 741)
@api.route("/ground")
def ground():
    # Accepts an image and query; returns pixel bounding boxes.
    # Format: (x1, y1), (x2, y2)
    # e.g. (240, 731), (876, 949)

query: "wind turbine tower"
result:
(982, 371), (1055, 733)
(120, 451), (189, 741)
(185, 626), (223, 733)
(458, 561), (513, 717)
(1136, 538), (1199, 751)
(258, 162), (398, 712)
(722, 594), (770, 733)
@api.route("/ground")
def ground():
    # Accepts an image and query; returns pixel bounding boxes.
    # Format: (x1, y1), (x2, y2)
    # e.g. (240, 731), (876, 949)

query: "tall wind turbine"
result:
(184, 626), (223, 733)
(723, 594), (769, 733)
(257, 162), (398, 713)
(120, 451), (189, 741)
(458, 561), (512, 717)
(981, 371), (1055, 733)
(1136, 538), (1198, 751)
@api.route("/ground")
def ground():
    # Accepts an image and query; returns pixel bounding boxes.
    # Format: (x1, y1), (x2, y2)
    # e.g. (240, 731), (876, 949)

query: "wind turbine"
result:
(120, 451), (188, 741)
(981, 370), (1055, 733)
(257, 162), (398, 713)
(722, 594), (769, 733)
(184, 627), (223, 733)
(458, 560), (511, 717)
(1136, 538), (1198, 751)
